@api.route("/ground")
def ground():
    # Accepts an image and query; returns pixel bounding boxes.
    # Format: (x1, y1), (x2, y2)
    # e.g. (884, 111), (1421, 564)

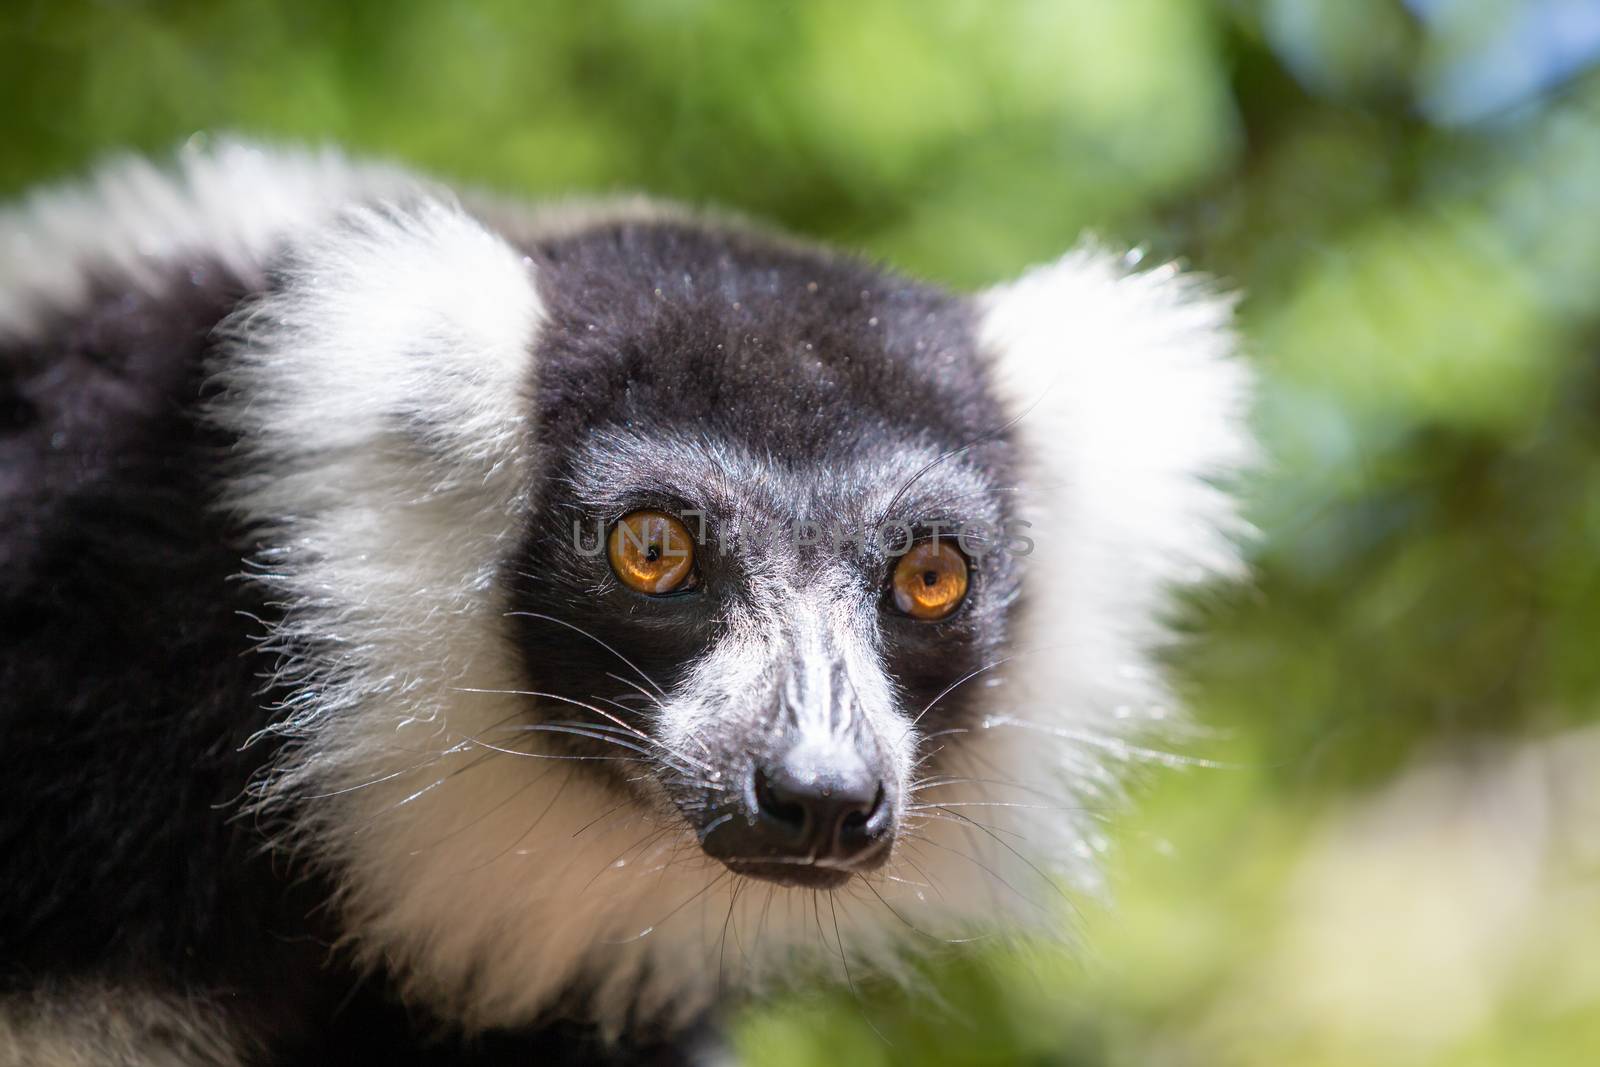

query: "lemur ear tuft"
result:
(216, 196), (542, 489)
(977, 245), (1256, 614)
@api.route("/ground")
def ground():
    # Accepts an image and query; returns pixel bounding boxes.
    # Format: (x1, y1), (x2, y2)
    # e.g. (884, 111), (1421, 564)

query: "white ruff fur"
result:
(12, 144), (1254, 1034)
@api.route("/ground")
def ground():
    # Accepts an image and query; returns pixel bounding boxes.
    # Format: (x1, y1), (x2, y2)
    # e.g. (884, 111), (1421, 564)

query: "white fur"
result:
(965, 248), (1258, 893)
(0, 985), (248, 1067)
(11, 144), (1254, 1034)
(0, 137), (419, 337)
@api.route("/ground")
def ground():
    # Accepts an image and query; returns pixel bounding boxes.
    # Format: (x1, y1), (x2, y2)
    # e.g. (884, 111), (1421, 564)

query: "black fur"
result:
(0, 264), (346, 1052)
(511, 221), (1020, 755)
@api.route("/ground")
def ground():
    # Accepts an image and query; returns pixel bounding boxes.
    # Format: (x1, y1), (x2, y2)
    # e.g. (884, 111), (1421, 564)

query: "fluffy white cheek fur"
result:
(153, 144), (1257, 1033)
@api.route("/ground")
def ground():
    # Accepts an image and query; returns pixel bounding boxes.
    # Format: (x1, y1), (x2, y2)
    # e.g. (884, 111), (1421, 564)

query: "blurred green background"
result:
(6, 1), (1600, 1064)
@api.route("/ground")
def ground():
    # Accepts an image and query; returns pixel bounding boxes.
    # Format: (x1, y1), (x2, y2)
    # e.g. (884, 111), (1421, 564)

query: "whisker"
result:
(910, 743), (950, 774)
(404, 765), (560, 856)
(582, 826), (674, 892)
(298, 755), (448, 801)
(571, 800), (628, 839)
(605, 870), (731, 943)
(755, 883), (778, 965)
(497, 721), (657, 756)
(453, 686), (712, 774)
(718, 877), (744, 995)
(460, 769), (575, 873)
(878, 873), (930, 888)
(927, 804), (1080, 916)
(910, 775), (1092, 809)
(859, 876), (990, 945)
(902, 834), (1052, 917)
(908, 800), (1100, 814)
(605, 675), (661, 706)
(506, 610), (668, 698)
(499, 721), (718, 789)
(587, 695), (714, 760)
(456, 731), (653, 763)
(910, 810), (1029, 840)
(830, 891), (891, 1047)
(913, 656), (1017, 727)
(979, 714), (1235, 769)
(334, 723), (553, 840)
(891, 851), (948, 905)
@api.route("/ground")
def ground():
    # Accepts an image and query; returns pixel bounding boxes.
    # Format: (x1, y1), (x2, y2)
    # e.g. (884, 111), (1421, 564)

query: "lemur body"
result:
(0, 142), (1251, 1065)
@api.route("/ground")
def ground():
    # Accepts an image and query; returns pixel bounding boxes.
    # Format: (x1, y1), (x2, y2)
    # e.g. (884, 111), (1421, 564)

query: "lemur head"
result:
(511, 223), (1021, 889)
(187, 144), (1250, 1032)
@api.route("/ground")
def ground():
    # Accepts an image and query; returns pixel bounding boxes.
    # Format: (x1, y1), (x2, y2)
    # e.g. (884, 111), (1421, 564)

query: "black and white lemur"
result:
(0, 141), (1252, 1065)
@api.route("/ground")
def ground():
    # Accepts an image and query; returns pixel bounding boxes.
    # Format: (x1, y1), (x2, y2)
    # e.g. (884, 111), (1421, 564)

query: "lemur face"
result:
(509, 224), (1022, 887)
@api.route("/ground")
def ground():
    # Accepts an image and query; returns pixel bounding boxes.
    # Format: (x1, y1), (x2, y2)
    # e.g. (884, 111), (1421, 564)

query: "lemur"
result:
(0, 141), (1252, 1065)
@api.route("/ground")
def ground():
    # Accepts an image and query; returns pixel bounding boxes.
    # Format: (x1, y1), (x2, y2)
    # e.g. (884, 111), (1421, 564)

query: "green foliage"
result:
(6, 1), (1599, 1063)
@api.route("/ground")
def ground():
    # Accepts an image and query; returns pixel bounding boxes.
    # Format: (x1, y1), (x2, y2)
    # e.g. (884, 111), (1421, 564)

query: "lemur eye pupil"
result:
(609, 511), (696, 595)
(891, 540), (969, 621)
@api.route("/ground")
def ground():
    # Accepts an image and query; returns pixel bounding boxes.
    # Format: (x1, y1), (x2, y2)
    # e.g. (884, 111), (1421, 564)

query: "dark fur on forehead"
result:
(522, 219), (1005, 460)
(505, 219), (1024, 785)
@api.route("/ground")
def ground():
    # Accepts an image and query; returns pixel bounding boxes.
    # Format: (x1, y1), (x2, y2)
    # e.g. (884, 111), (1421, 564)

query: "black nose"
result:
(753, 760), (888, 864)
(700, 744), (893, 886)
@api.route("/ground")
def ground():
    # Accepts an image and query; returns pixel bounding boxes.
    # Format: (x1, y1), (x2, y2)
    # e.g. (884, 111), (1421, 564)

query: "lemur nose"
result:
(752, 752), (889, 865)
(699, 740), (896, 885)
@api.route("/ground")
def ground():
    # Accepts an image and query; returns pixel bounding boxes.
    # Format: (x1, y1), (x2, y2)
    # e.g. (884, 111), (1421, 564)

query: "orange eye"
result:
(608, 510), (697, 594)
(891, 540), (969, 620)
